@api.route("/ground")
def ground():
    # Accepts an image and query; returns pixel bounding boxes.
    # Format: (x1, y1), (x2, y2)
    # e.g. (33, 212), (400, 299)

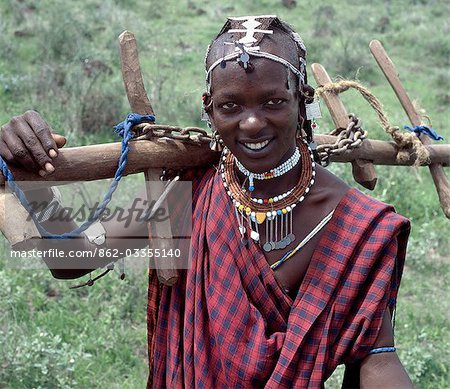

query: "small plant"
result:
(0, 328), (83, 388)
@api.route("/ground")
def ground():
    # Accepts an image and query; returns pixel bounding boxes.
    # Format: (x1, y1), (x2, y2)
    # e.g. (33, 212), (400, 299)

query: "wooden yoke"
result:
(311, 63), (378, 190)
(2, 34), (450, 252)
(119, 31), (179, 285)
(370, 40), (450, 218)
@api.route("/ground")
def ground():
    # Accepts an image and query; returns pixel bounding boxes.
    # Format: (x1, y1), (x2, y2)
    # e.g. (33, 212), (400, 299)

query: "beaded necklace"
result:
(235, 147), (300, 191)
(220, 138), (316, 252)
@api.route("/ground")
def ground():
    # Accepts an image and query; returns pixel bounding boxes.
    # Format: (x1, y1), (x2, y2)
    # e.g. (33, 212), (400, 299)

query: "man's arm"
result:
(342, 309), (413, 388)
(27, 186), (150, 280)
(359, 309), (413, 388)
(1, 110), (150, 279)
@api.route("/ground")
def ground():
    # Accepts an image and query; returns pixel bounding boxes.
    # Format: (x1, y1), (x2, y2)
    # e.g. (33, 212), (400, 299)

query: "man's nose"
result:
(239, 110), (266, 136)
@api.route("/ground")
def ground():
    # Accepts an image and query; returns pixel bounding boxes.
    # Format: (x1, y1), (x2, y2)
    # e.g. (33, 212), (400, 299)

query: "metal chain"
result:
(132, 123), (212, 144)
(316, 114), (367, 165)
(132, 115), (367, 166)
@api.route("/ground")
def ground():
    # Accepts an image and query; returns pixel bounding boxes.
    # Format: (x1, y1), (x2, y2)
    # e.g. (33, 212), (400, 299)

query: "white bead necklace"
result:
(235, 147), (300, 191)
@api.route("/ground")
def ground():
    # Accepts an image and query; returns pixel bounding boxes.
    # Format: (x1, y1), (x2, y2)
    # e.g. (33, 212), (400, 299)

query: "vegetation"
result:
(0, 0), (448, 387)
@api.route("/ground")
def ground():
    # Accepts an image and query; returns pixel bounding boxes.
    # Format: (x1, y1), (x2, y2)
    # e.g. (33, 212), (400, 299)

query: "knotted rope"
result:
(315, 80), (431, 166)
(0, 113), (155, 239)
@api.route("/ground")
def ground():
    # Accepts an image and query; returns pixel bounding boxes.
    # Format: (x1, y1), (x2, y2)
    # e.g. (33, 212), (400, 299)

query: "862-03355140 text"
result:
(9, 247), (182, 260)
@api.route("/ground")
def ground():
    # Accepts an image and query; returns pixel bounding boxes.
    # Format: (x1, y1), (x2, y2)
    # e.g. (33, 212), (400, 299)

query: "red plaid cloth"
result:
(147, 168), (410, 388)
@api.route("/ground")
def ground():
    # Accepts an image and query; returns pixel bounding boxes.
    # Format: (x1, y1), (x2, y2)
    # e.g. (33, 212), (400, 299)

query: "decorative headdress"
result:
(204, 15), (308, 94)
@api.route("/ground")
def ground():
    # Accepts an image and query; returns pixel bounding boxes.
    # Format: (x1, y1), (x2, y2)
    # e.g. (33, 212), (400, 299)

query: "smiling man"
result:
(0, 15), (413, 388)
(150, 16), (413, 388)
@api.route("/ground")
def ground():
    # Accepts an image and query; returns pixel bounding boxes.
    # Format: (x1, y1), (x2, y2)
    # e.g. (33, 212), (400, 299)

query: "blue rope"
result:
(0, 112), (155, 239)
(404, 125), (444, 141)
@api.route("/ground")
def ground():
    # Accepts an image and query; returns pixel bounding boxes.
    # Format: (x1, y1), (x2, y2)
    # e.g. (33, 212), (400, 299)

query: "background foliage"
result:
(0, 0), (449, 387)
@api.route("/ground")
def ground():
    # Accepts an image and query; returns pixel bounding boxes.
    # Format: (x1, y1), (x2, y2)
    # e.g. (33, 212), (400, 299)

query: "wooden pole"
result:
(119, 31), (178, 285)
(370, 40), (450, 218)
(0, 140), (218, 186)
(311, 63), (378, 190)
(1, 136), (448, 187)
(0, 188), (40, 249)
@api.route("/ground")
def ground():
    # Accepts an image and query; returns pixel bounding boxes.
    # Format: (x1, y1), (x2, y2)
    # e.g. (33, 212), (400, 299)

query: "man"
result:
(1, 15), (412, 388)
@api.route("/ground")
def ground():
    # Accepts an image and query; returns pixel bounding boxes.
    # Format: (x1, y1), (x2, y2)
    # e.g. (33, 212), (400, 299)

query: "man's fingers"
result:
(23, 110), (58, 159)
(2, 128), (41, 172)
(0, 110), (65, 175)
(0, 139), (16, 165)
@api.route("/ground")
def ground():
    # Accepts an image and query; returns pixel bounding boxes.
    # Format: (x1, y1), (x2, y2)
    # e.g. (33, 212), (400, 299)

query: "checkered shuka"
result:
(147, 168), (410, 388)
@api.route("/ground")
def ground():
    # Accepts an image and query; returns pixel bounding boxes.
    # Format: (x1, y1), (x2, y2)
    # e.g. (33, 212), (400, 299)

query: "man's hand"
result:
(0, 110), (66, 176)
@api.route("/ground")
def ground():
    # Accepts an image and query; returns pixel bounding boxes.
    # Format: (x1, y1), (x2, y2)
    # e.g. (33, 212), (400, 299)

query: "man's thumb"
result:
(52, 133), (67, 148)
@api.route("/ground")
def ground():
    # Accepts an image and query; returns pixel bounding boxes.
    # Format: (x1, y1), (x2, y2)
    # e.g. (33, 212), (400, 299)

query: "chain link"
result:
(316, 114), (367, 165)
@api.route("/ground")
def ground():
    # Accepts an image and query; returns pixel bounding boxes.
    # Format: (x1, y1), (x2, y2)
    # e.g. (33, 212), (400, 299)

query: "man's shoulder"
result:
(334, 187), (411, 245)
(316, 165), (409, 224)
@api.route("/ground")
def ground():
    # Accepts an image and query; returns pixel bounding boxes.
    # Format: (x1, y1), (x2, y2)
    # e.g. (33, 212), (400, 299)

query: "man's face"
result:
(209, 58), (299, 174)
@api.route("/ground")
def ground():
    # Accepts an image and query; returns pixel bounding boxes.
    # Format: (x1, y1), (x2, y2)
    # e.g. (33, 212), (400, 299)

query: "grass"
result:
(0, 267), (149, 388)
(0, 0), (449, 387)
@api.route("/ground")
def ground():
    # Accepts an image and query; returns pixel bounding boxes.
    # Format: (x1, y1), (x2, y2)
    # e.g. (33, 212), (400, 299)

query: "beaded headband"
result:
(204, 15), (308, 94)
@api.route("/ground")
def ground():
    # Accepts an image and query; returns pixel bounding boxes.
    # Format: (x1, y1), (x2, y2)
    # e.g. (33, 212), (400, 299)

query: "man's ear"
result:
(201, 92), (214, 127)
(202, 92), (213, 113)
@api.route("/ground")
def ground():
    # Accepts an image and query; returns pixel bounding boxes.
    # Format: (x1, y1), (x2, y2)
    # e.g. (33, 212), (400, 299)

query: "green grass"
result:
(0, 265), (149, 388)
(0, 0), (449, 387)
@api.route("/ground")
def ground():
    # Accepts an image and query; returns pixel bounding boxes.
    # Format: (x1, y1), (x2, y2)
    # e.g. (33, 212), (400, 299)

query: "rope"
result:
(404, 125), (444, 141)
(0, 112), (155, 239)
(315, 80), (431, 166)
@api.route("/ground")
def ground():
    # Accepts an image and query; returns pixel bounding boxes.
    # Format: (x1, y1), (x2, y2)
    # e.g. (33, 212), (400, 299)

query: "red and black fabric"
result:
(147, 168), (410, 388)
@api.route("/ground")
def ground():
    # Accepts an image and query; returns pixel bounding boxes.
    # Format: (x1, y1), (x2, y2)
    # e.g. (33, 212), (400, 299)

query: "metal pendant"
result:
(263, 242), (272, 252)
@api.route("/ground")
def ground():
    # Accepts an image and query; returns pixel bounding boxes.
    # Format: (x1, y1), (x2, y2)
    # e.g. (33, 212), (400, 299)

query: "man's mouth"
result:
(243, 139), (270, 151)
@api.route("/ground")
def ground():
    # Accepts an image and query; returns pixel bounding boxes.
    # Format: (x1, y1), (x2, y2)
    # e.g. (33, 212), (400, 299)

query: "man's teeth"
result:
(244, 140), (270, 150)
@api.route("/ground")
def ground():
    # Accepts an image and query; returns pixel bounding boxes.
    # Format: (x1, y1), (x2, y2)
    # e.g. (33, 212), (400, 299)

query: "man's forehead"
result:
(210, 59), (293, 94)
(204, 15), (306, 95)
(212, 85), (291, 99)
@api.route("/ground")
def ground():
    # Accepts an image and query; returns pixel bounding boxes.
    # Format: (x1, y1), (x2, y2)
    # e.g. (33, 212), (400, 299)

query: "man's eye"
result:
(221, 102), (239, 110)
(266, 99), (284, 105)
